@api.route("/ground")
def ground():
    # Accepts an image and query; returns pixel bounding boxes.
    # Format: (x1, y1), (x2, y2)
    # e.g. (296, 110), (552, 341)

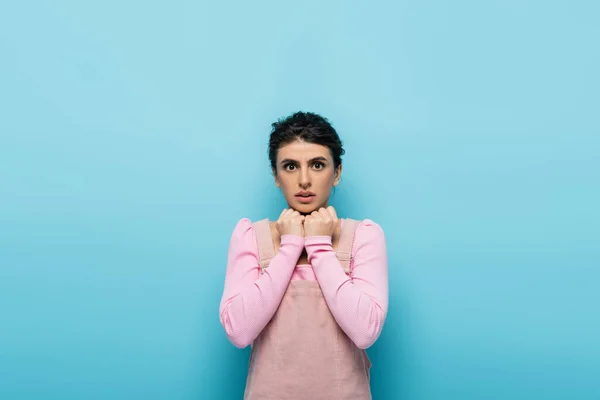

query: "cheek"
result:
(325, 170), (337, 183)
(317, 174), (336, 190)
(277, 176), (294, 191)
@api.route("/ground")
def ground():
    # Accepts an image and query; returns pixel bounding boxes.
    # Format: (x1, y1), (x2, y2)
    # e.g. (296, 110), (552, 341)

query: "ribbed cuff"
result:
(280, 234), (305, 248)
(304, 235), (333, 246)
(304, 236), (335, 260)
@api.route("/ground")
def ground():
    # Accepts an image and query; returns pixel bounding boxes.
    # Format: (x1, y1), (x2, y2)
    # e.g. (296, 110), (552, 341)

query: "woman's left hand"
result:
(304, 206), (339, 237)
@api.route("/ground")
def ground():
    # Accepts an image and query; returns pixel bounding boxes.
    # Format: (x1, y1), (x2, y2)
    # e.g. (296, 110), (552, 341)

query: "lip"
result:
(295, 191), (316, 204)
(295, 191), (316, 197)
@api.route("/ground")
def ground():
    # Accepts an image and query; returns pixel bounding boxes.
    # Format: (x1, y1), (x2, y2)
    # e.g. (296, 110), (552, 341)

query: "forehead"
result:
(277, 140), (332, 161)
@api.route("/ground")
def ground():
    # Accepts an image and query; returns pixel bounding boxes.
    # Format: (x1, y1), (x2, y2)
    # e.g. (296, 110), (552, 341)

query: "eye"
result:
(313, 162), (324, 170)
(284, 163), (297, 171)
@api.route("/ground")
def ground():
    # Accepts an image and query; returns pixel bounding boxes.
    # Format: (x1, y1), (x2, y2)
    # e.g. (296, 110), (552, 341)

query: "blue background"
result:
(1, 1), (599, 399)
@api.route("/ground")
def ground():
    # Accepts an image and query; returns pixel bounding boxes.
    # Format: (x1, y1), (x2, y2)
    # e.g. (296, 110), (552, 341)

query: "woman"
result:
(219, 111), (388, 399)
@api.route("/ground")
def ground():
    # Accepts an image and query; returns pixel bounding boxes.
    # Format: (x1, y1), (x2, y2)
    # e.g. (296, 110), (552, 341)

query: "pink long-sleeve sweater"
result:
(219, 218), (389, 349)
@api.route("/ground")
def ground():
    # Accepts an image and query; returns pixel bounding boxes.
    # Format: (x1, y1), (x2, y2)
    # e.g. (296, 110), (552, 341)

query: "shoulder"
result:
(231, 217), (253, 234)
(347, 218), (385, 236)
(228, 218), (258, 248)
(347, 218), (386, 249)
(227, 218), (262, 264)
(229, 217), (274, 241)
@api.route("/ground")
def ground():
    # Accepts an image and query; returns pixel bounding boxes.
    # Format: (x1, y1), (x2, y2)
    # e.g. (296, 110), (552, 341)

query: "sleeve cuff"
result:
(280, 234), (305, 247)
(304, 236), (333, 246)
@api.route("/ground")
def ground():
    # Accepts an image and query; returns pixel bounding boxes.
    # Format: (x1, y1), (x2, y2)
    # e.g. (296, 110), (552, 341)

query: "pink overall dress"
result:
(244, 218), (372, 400)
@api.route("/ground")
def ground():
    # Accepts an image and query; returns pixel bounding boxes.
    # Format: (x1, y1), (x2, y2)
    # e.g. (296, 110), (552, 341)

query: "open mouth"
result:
(295, 192), (316, 203)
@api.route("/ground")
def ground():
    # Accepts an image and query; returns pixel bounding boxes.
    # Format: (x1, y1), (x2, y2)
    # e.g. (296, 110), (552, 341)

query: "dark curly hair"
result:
(268, 111), (345, 172)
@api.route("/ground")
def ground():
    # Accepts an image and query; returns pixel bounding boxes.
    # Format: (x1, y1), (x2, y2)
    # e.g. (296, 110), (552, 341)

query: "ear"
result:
(333, 164), (342, 187)
(272, 168), (281, 188)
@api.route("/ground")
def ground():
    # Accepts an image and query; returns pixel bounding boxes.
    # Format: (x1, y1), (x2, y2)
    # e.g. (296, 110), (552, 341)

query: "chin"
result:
(291, 201), (324, 215)
(291, 204), (313, 214)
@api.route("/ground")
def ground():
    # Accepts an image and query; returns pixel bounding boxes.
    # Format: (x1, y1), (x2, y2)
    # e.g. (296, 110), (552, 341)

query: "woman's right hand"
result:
(275, 209), (305, 237)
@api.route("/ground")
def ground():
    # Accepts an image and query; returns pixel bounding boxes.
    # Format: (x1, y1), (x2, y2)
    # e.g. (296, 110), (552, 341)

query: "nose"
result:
(298, 167), (311, 189)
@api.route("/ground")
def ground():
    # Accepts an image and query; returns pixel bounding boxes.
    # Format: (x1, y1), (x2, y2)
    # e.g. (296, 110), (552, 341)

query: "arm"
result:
(219, 218), (304, 348)
(304, 219), (388, 349)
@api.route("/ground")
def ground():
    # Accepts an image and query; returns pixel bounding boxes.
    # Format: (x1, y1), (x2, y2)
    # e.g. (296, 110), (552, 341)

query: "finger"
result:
(319, 208), (331, 221)
(279, 208), (288, 219)
(328, 207), (339, 227)
(327, 206), (338, 220)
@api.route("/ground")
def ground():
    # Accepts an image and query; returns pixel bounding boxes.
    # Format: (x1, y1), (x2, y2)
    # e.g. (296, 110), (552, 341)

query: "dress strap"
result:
(252, 219), (276, 270)
(335, 218), (360, 274)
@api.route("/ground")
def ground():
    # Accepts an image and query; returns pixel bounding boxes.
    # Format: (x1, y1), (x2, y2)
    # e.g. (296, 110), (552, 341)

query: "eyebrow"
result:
(280, 156), (329, 165)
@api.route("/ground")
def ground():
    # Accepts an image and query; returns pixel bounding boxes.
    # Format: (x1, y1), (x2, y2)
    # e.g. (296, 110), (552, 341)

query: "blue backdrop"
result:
(1, 1), (599, 399)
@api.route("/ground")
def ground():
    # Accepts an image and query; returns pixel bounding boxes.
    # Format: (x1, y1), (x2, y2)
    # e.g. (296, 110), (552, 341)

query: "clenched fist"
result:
(276, 208), (305, 237)
(304, 206), (339, 237)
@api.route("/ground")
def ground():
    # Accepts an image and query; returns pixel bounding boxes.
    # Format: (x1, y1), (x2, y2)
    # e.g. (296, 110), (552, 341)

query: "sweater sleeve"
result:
(219, 218), (304, 348)
(304, 219), (388, 349)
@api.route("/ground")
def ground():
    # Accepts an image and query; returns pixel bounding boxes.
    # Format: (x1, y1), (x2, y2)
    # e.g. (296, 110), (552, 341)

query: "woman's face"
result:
(273, 140), (342, 214)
